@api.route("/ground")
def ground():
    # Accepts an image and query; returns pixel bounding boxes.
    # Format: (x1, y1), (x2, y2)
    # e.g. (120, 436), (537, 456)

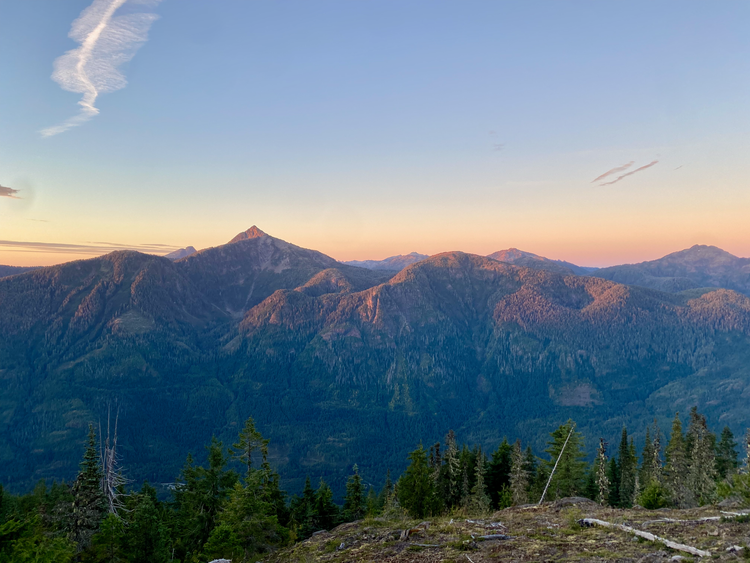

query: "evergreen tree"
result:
(469, 448), (490, 514)
(365, 487), (379, 517)
(665, 412), (693, 508)
(289, 477), (315, 539)
(88, 512), (126, 563)
(314, 478), (338, 531)
(208, 418), (290, 558)
(0, 515), (76, 563)
(397, 445), (435, 518)
(630, 439), (640, 506)
(460, 469), (471, 509)
(650, 421), (663, 486)
(486, 439), (512, 509)
(209, 478), (287, 561)
(458, 445), (476, 508)
(595, 438), (610, 506)
(607, 457), (620, 507)
(441, 430), (460, 509)
(343, 465), (365, 522)
(686, 407), (716, 505)
(68, 424), (105, 550)
(541, 420), (587, 501)
(231, 417), (267, 478)
(172, 439), (238, 560)
(583, 467), (597, 502)
(640, 426), (655, 486)
(509, 440), (529, 506)
(617, 428), (636, 508)
(378, 469), (394, 511)
(715, 426), (739, 480)
(524, 446), (543, 501)
(124, 484), (170, 563)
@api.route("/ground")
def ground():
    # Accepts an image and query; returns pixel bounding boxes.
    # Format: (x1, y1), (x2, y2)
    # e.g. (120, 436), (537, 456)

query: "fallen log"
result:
(640, 511), (750, 527)
(477, 534), (512, 540)
(580, 518), (711, 558)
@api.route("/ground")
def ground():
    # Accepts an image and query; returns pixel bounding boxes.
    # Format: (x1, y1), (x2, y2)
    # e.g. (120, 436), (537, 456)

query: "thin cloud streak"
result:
(0, 239), (181, 256)
(591, 161), (634, 183)
(0, 185), (20, 199)
(600, 160), (659, 186)
(41, 0), (161, 137)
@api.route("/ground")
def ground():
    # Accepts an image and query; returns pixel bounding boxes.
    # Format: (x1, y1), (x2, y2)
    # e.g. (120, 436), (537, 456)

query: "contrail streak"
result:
(41, 0), (161, 137)
(600, 160), (659, 186)
(591, 161), (634, 183)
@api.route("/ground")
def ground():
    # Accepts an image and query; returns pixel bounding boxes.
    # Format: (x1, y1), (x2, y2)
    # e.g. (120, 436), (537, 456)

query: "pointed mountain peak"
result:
(229, 226), (269, 244)
(164, 246), (197, 261)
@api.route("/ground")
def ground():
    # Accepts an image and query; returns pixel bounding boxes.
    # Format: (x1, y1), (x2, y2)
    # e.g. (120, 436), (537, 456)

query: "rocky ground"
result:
(265, 499), (750, 562)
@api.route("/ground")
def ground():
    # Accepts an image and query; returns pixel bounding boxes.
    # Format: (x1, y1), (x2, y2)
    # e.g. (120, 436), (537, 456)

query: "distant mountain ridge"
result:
(593, 245), (750, 296)
(343, 252), (428, 271)
(164, 246), (197, 261)
(486, 248), (597, 276)
(0, 265), (38, 278)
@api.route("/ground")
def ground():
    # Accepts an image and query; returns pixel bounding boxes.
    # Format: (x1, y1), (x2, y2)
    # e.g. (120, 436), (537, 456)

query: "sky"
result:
(1, 1), (749, 268)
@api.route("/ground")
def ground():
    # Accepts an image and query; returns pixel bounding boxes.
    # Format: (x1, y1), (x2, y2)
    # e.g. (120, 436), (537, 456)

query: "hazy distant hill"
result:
(0, 265), (38, 278)
(593, 245), (750, 295)
(164, 246), (197, 261)
(343, 252), (428, 271)
(487, 248), (597, 275)
(2, 231), (750, 497)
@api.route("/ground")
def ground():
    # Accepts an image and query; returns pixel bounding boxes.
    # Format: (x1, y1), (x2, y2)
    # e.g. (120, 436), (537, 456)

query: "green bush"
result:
(639, 481), (669, 510)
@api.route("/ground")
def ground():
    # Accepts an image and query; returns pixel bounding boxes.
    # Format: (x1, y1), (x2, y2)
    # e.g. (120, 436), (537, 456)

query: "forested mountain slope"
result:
(2, 233), (750, 497)
(593, 245), (750, 295)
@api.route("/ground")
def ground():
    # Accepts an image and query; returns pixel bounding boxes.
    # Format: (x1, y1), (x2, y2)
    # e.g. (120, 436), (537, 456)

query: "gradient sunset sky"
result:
(1, 1), (749, 267)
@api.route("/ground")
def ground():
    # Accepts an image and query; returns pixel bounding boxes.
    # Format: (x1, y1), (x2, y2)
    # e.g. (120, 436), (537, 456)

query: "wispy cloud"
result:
(0, 184), (21, 199)
(600, 160), (659, 186)
(41, 0), (161, 137)
(0, 239), (180, 256)
(591, 161), (634, 183)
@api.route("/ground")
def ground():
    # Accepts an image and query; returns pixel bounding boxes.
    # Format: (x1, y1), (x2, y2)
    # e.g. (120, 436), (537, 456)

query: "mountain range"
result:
(0, 265), (38, 278)
(594, 245), (750, 296)
(2, 229), (750, 496)
(343, 252), (429, 271)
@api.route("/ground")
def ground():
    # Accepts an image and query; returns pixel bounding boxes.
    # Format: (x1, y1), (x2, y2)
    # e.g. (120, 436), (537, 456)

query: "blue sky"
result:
(1, 1), (749, 266)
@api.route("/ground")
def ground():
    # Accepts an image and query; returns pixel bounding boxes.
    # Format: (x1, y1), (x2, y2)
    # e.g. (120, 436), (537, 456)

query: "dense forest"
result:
(2, 408), (749, 563)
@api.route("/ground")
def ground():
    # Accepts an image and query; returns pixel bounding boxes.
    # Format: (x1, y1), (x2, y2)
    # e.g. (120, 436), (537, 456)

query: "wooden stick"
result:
(581, 518), (711, 558)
